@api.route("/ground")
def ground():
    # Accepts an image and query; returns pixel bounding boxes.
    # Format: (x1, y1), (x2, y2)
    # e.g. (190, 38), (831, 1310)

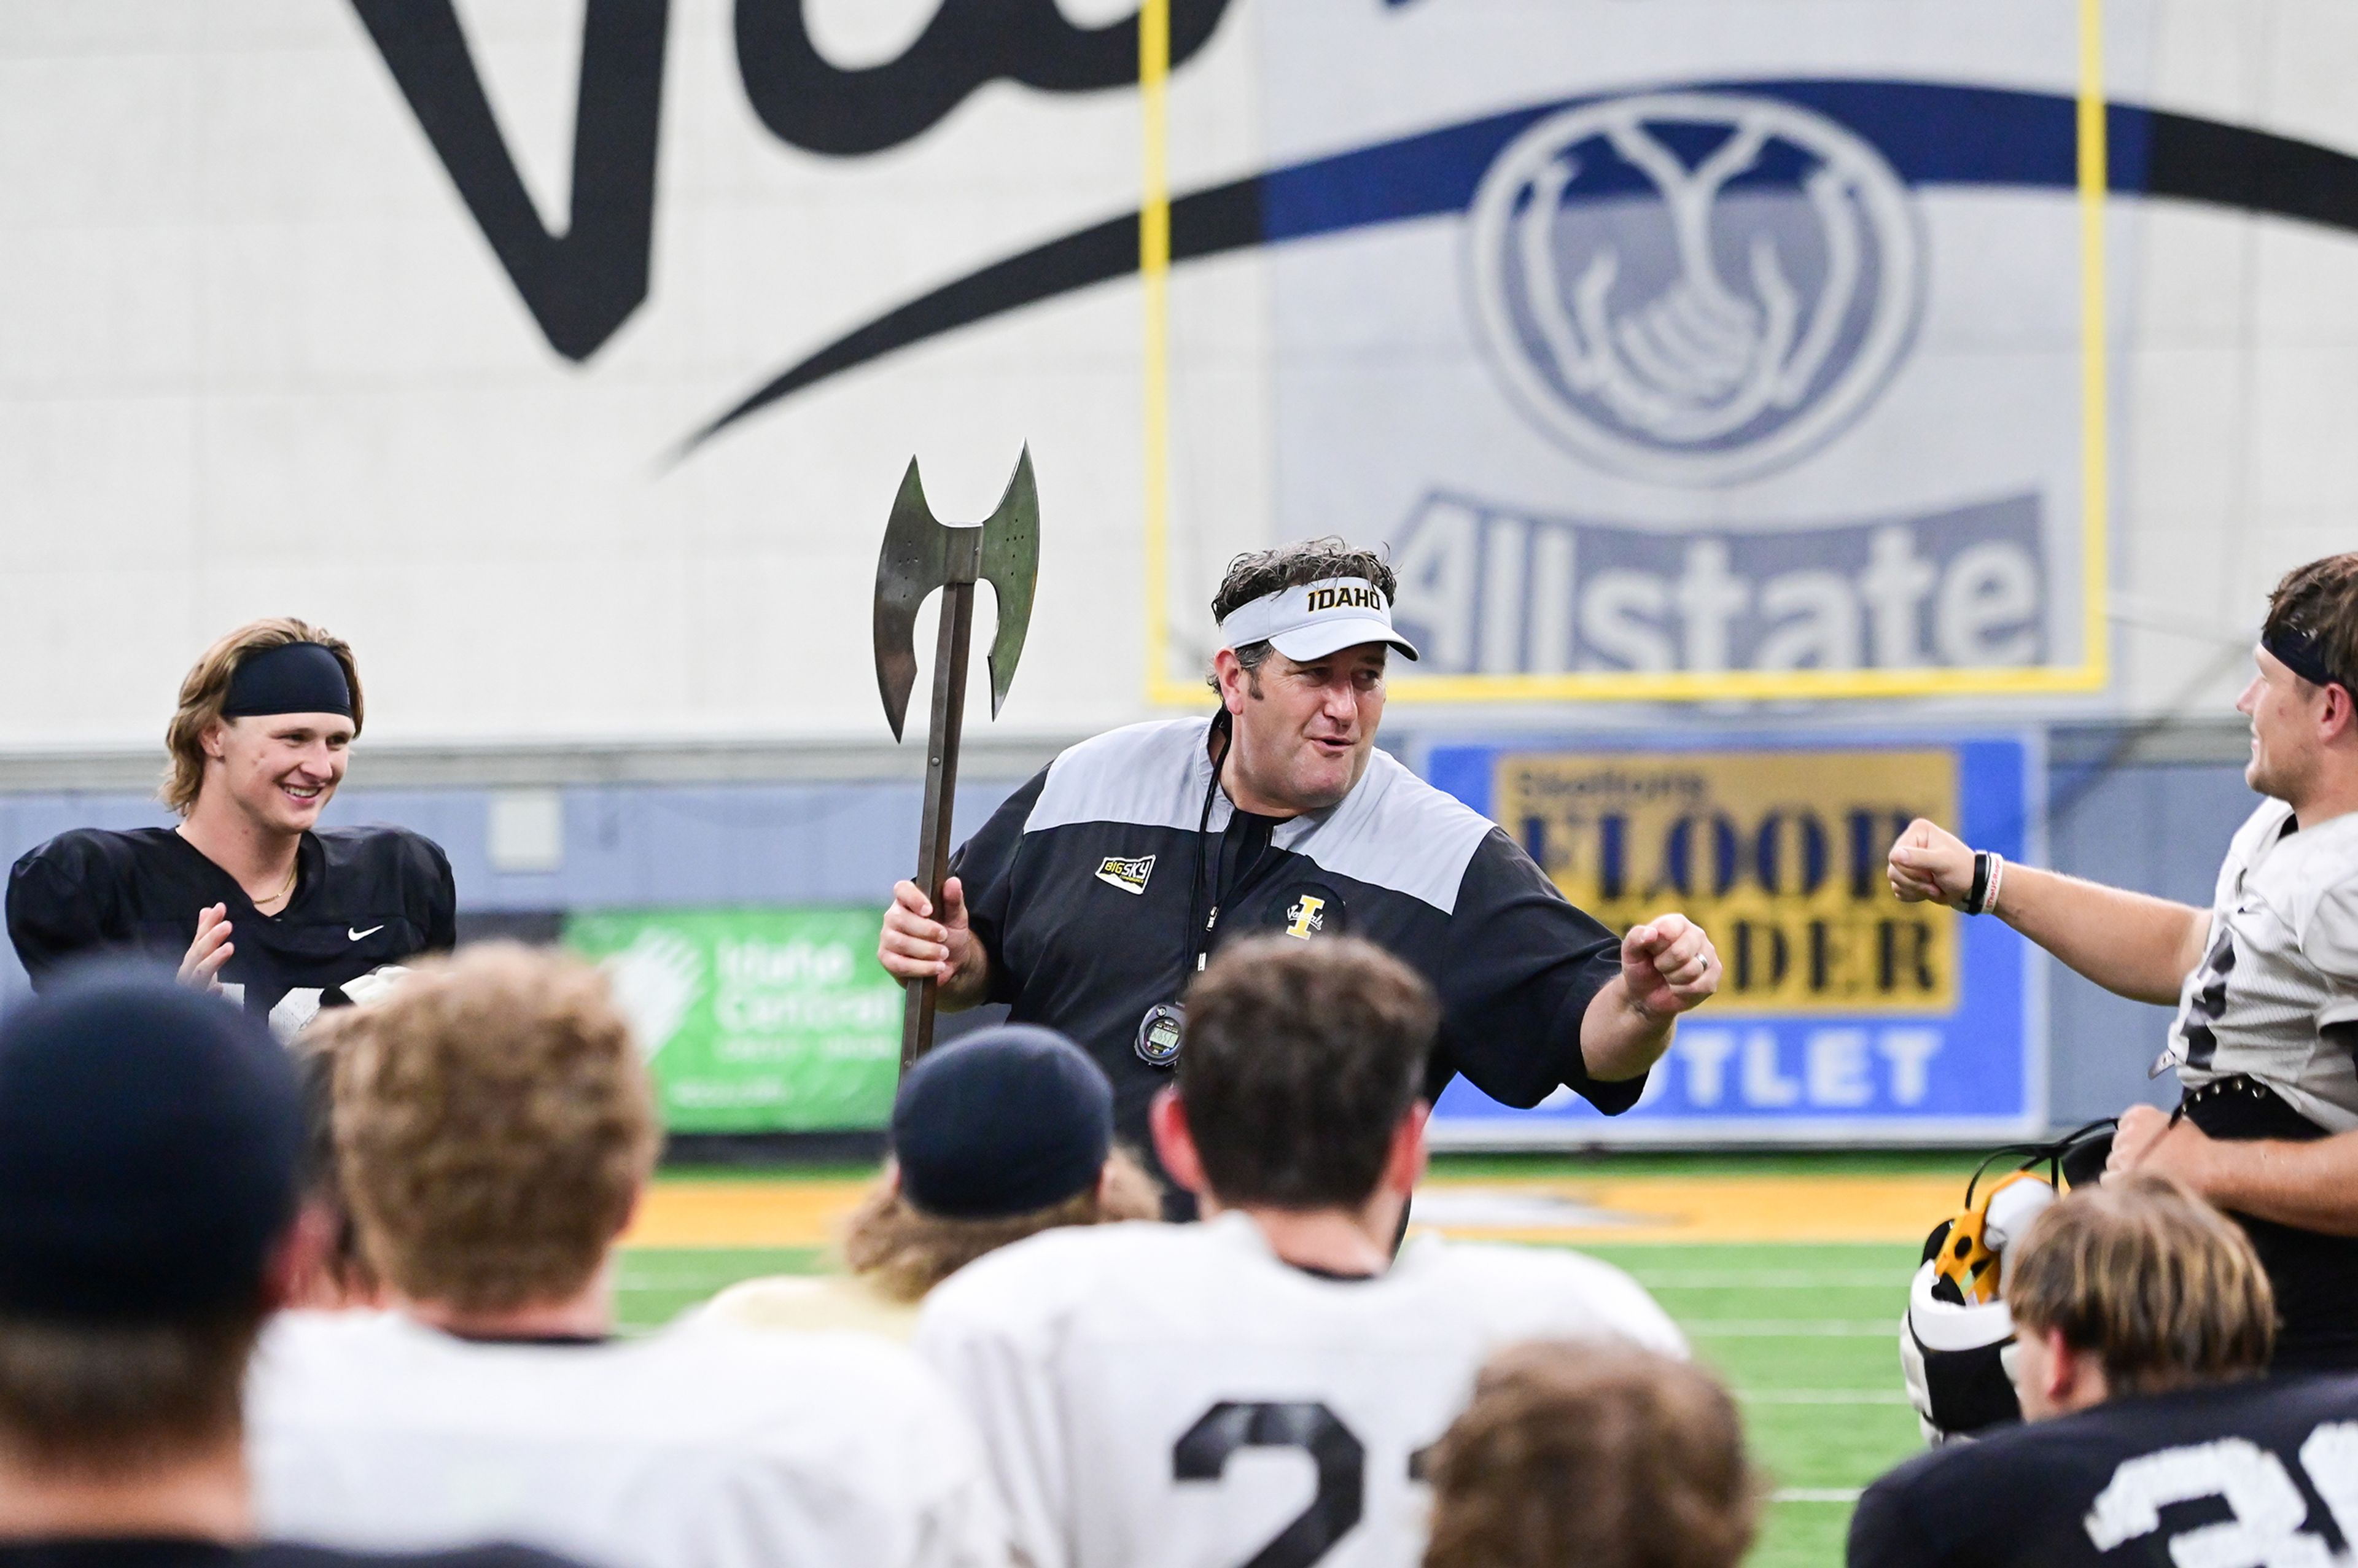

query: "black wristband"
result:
(1968, 850), (1992, 915)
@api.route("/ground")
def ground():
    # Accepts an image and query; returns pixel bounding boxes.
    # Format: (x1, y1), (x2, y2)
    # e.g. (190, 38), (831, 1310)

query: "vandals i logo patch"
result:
(1095, 854), (1156, 895)
(1280, 885), (1345, 939)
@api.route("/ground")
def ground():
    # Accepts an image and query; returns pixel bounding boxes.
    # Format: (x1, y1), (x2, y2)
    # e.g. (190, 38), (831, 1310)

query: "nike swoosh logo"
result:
(348, 925), (385, 942)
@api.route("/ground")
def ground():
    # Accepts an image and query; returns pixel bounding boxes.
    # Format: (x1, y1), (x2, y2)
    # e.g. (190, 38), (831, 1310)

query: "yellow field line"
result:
(625, 1181), (863, 1249)
(624, 1174), (1954, 1249)
(1417, 1175), (1956, 1246)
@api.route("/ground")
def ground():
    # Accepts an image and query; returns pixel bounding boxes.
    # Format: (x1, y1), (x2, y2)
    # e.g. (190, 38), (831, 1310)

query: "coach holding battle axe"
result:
(881, 538), (1722, 1209)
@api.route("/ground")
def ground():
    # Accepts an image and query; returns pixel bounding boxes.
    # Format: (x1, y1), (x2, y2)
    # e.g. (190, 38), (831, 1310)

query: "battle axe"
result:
(873, 447), (1040, 1071)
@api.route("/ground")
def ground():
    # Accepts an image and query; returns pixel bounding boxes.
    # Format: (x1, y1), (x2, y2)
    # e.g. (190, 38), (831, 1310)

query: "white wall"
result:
(2112, 1), (2358, 718)
(0, 0), (2349, 751)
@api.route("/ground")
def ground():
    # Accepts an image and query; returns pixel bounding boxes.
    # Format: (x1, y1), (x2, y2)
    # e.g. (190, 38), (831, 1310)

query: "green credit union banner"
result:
(564, 907), (900, 1133)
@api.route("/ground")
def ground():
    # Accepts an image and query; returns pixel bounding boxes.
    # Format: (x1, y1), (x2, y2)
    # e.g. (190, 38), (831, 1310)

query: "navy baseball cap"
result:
(0, 965), (304, 1324)
(892, 1025), (1113, 1220)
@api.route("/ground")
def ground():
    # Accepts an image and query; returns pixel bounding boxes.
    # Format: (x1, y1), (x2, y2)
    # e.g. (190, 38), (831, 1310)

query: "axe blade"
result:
(873, 458), (950, 743)
(979, 445), (1041, 719)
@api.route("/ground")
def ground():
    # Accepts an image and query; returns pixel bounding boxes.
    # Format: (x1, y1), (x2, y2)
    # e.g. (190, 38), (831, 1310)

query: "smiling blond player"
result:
(7, 619), (454, 1036)
(879, 538), (1722, 1209)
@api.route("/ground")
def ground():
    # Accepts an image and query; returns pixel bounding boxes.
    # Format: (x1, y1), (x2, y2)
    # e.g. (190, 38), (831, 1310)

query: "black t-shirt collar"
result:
(161, 830), (319, 920)
(1217, 807), (1281, 903)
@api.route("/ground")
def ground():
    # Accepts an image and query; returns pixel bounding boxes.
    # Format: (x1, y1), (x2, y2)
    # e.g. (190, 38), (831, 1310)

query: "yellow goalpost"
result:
(1135, 0), (2110, 708)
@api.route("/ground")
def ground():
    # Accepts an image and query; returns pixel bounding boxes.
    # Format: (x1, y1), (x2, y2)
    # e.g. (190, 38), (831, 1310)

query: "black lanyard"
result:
(1142, 714), (1271, 1069)
(1181, 713), (1277, 980)
(1182, 716), (1229, 982)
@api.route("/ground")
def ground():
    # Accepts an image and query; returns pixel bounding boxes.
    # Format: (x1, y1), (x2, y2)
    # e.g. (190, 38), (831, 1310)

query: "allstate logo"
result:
(1466, 91), (1923, 486)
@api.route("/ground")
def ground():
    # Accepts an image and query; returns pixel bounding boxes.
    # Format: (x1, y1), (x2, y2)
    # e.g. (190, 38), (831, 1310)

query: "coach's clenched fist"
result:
(878, 877), (990, 1009)
(1621, 914), (1722, 1019)
(1578, 912), (1722, 1082)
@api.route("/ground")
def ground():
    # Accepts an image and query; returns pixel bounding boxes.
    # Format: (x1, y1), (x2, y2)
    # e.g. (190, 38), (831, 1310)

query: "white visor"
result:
(1217, 576), (1420, 663)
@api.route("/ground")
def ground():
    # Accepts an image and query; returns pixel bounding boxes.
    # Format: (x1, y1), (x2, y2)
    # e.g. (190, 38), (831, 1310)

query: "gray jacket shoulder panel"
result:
(1276, 749), (1495, 915)
(1025, 718), (1217, 836)
(1024, 723), (1494, 915)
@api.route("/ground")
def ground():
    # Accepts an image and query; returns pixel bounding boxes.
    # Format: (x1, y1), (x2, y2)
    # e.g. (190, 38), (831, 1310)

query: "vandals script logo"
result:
(1466, 91), (1923, 486)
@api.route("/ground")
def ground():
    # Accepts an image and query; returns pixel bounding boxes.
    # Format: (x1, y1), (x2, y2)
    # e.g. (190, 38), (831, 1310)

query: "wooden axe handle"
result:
(901, 576), (976, 1073)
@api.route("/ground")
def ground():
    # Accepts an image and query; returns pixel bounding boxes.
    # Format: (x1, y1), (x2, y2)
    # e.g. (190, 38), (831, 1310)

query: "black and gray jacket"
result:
(952, 717), (1641, 1158)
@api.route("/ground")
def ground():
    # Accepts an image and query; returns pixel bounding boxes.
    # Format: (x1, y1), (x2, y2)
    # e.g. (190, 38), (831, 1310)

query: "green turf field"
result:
(622, 1153), (1951, 1566)
(1595, 1241), (1917, 1566)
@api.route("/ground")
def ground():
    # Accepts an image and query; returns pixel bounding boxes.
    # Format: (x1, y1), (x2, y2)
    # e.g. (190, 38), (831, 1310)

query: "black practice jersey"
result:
(951, 717), (1638, 1159)
(0, 1538), (581, 1568)
(1849, 1374), (2358, 1567)
(7, 825), (455, 1036)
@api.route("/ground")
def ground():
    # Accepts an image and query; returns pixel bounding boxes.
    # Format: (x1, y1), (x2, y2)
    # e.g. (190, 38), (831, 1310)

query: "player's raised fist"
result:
(1887, 818), (1977, 909)
(878, 875), (975, 986)
(1621, 912), (1721, 1022)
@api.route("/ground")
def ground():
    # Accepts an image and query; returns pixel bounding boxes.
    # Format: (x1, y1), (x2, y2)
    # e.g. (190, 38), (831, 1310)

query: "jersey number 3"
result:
(2179, 924), (2237, 1070)
(1174, 1402), (1364, 1568)
(2087, 1424), (2358, 1561)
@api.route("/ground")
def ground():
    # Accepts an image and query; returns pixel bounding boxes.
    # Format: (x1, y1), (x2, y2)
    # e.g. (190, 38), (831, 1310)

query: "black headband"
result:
(220, 642), (352, 720)
(2263, 623), (2350, 693)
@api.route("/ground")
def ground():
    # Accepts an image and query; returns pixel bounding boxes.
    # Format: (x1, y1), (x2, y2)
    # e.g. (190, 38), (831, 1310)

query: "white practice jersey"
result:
(914, 1213), (1686, 1568)
(247, 1310), (1009, 1568)
(2162, 798), (2358, 1129)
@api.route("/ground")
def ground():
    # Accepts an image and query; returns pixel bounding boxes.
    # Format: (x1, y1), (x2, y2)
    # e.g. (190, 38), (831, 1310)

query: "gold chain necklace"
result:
(255, 856), (298, 912)
(171, 825), (300, 912)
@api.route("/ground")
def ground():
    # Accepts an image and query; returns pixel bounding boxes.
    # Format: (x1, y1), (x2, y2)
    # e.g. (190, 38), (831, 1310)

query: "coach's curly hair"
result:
(162, 618), (363, 815)
(1423, 1341), (1760, 1568)
(332, 944), (659, 1314)
(840, 1147), (1163, 1302)
(1207, 538), (1398, 694)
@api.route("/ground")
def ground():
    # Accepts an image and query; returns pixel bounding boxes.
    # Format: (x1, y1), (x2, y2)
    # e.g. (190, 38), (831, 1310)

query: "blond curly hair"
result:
(332, 944), (659, 1313)
(841, 1148), (1162, 1302)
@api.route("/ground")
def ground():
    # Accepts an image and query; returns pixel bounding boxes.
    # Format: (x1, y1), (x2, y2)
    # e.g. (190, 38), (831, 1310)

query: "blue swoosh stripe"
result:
(679, 79), (2348, 454)
(1261, 80), (2089, 241)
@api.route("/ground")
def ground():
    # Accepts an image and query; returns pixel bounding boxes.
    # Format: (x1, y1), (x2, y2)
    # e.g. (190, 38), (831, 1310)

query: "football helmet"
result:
(1899, 1122), (2114, 1444)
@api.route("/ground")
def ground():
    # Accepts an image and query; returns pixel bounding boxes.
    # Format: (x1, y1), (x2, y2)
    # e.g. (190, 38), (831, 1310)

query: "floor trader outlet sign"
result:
(1425, 738), (2038, 1144)
(564, 909), (900, 1133)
